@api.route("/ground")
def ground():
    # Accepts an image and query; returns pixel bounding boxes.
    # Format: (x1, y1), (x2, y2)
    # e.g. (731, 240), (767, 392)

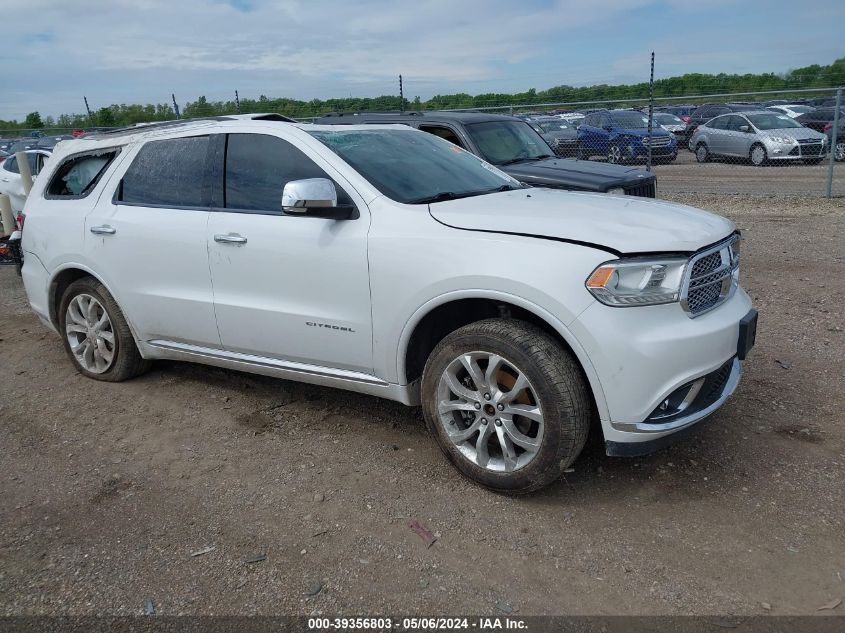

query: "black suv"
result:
(314, 111), (656, 197)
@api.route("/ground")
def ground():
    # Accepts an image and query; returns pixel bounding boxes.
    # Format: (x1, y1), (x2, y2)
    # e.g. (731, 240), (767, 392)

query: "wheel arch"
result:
(48, 264), (143, 347)
(397, 291), (609, 421)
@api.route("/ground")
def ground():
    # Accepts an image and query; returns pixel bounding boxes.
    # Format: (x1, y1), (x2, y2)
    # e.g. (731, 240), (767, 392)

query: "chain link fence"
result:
(2, 87), (843, 198)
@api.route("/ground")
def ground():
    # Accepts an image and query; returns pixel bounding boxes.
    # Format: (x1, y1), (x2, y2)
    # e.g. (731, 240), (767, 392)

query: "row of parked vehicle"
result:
(517, 100), (844, 165)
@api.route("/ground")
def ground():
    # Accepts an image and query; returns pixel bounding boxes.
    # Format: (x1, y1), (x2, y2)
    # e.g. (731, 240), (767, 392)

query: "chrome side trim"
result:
(610, 358), (741, 433)
(141, 340), (418, 406)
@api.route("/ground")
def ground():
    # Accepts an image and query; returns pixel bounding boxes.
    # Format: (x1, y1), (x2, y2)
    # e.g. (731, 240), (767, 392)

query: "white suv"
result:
(17, 114), (757, 493)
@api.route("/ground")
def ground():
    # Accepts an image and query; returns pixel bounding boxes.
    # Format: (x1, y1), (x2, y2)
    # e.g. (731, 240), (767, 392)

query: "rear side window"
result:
(119, 136), (210, 208)
(3, 156), (18, 174)
(46, 150), (119, 198)
(224, 133), (348, 213)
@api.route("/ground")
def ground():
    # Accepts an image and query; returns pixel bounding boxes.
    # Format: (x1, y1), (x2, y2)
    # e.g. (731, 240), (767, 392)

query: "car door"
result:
(706, 116), (730, 155)
(206, 131), (373, 374)
(723, 115), (752, 157)
(84, 134), (220, 347)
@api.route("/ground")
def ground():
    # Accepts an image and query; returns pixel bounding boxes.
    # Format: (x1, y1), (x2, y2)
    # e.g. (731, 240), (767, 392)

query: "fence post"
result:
(826, 86), (842, 198)
(647, 52), (654, 172)
(15, 151), (33, 196)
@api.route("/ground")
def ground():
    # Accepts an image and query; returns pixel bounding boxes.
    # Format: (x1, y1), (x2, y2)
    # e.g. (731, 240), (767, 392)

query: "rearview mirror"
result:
(281, 178), (357, 220)
(738, 125), (750, 133)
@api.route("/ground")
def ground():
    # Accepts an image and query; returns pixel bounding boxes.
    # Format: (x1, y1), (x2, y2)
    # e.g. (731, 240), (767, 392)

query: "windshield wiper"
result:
(498, 154), (554, 166)
(409, 191), (476, 204)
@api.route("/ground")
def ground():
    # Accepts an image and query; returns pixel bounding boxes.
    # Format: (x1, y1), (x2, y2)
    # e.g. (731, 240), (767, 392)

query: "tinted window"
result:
(746, 113), (802, 130)
(225, 133), (344, 212)
(310, 129), (521, 204)
(120, 136), (209, 207)
(46, 150), (118, 197)
(724, 116), (747, 132)
(464, 121), (553, 164)
(3, 156), (18, 174)
(709, 116), (729, 130)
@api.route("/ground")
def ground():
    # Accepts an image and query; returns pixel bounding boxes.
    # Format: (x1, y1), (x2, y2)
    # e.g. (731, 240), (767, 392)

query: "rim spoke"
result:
(459, 354), (485, 391)
(449, 419), (483, 443)
(70, 337), (87, 354)
(98, 329), (115, 344)
(66, 323), (87, 335)
(82, 340), (95, 368)
(495, 426), (518, 472)
(443, 370), (478, 403)
(475, 423), (493, 469)
(85, 297), (98, 326)
(504, 403), (542, 422)
(438, 399), (477, 414)
(501, 418), (541, 452)
(96, 337), (114, 363)
(484, 355), (504, 392)
(499, 372), (529, 404)
(68, 300), (87, 326)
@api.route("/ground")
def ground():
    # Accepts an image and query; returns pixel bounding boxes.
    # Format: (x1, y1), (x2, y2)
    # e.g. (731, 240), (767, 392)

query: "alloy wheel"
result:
(836, 141), (845, 162)
(65, 293), (116, 373)
(607, 145), (622, 164)
(436, 351), (544, 473)
(750, 145), (766, 166)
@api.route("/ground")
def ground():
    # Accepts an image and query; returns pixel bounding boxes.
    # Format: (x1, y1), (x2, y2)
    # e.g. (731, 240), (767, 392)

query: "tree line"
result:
(2, 58), (843, 134)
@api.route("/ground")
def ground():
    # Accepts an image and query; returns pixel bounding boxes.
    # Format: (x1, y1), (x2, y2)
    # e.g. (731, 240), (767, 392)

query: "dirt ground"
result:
(1, 193), (844, 617)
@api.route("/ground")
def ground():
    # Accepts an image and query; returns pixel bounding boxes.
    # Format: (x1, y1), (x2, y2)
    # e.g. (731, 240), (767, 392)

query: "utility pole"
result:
(172, 94), (181, 119)
(647, 52), (654, 172)
(399, 75), (404, 113)
(83, 96), (92, 119)
(235, 90), (241, 113)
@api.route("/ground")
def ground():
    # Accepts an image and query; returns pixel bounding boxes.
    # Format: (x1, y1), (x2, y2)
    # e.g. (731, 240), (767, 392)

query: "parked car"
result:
(577, 109), (678, 164)
(0, 149), (52, 213)
(315, 111), (658, 197)
(527, 116), (579, 157)
(795, 108), (845, 133)
(16, 115), (755, 492)
(558, 111), (586, 123)
(688, 103), (757, 129)
(689, 111), (827, 166)
(827, 120), (845, 162)
(766, 104), (815, 119)
(0, 149), (9, 164)
(653, 111), (693, 145)
(8, 140), (38, 154)
(36, 135), (74, 150)
(659, 105), (698, 123)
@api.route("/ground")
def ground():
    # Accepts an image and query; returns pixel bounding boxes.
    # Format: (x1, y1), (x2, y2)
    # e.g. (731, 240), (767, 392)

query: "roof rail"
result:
(319, 111), (425, 118)
(89, 113), (296, 137)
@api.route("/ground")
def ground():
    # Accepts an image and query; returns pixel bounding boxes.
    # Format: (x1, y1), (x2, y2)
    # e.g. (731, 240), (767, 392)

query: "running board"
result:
(142, 340), (417, 405)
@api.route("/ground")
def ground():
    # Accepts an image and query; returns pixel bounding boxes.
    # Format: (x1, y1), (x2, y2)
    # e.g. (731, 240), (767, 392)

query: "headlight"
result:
(767, 136), (793, 144)
(607, 187), (625, 195)
(585, 257), (687, 307)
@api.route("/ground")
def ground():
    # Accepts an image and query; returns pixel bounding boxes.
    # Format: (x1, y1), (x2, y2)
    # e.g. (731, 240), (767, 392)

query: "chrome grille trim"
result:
(680, 235), (740, 318)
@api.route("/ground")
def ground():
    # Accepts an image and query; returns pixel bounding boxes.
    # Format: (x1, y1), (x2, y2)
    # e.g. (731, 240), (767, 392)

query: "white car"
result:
(0, 149), (52, 213)
(17, 115), (757, 492)
(766, 104), (815, 119)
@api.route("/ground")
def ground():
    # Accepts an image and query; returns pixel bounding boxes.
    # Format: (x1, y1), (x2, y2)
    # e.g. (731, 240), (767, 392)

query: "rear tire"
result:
(59, 277), (151, 382)
(835, 140), (845, 162)
(420, 319), (591, 494)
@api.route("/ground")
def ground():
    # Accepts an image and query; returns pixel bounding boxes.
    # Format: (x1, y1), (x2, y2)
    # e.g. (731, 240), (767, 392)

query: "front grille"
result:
(641, 136), (671, 147)
(682, 236), (739, 317)
(622, 180), (656, 198)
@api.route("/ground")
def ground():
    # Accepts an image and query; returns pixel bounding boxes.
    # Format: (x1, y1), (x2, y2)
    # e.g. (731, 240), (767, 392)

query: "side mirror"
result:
(738, 125), (750, 133)
(281, 178), (357, 220)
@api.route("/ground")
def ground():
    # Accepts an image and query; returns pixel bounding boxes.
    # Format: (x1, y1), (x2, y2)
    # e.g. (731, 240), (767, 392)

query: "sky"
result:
(1, 0), (843, 121)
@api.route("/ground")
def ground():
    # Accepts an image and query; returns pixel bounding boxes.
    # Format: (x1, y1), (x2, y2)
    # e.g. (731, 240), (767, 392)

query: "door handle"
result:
(214, 233), (247, 245)
(90, 225), (116, 235)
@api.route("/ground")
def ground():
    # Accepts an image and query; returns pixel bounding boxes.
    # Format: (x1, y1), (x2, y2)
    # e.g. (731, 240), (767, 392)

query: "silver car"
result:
(689, 110), (828, 166)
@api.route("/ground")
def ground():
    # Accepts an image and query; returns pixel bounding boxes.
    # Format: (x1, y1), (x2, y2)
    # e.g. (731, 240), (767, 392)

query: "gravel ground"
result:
(1, 194), (844, 617)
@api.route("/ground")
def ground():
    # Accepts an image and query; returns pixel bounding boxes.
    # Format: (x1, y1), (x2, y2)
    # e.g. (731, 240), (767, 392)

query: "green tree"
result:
(24, 112), (43, 128)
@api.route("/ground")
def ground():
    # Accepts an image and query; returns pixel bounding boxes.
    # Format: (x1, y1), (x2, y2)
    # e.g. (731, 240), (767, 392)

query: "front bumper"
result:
(569, 287), (754, 450)
(764, 138), (827, 160)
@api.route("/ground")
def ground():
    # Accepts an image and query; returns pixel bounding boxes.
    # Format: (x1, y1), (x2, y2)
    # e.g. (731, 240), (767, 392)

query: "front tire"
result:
(607, 143), (624, 164)
(59, 277), (150, 382)
(695, 143), (710, 163)
(420, 319), (591, 494)
(750, 143), (768, 166)
(835, 140), (845, 162)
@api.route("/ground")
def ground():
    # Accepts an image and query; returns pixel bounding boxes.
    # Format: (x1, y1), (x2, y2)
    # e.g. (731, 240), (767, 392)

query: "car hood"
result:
(501, 157), (654, 191)
(761, 127), (825, 140)
(428, 188), (735, 255)
(616, 127), (672, 137)
(543, 130), (578, 140)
